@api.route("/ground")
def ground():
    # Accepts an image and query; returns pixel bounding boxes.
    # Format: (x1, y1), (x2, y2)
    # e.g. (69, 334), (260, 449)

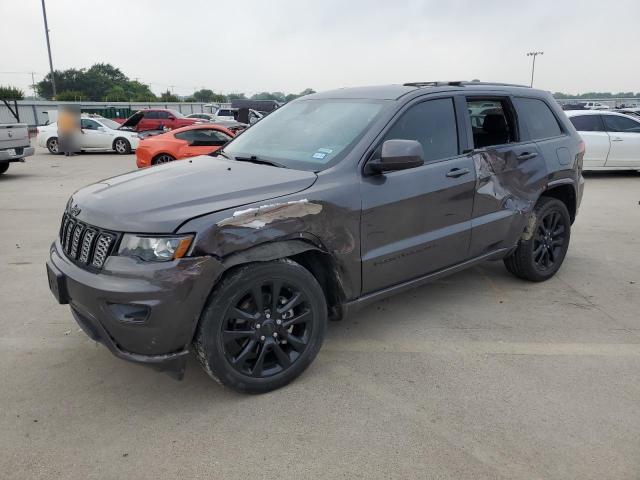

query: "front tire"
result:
(504, 196), (571, 282)
(194, 259), (327, 393)
(0, 162), (9, 175)
(113, 138), (131, 154)
(46, 137), (59, 154)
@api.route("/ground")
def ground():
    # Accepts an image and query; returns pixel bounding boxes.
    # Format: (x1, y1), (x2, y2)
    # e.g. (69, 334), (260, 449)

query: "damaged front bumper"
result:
(46, 239), (223, 378)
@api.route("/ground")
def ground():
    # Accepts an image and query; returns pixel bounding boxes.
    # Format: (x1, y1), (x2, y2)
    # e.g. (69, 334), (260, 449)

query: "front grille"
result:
(59, 213), (119, 270)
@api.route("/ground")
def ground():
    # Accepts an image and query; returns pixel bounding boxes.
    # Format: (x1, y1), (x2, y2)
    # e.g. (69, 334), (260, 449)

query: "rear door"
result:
(464, 95), (546, 258)
(136, 111), (159, 131)
(567, 114), (609, 168)
(360, 96), (476, 293)
(601, 114), (640, 167)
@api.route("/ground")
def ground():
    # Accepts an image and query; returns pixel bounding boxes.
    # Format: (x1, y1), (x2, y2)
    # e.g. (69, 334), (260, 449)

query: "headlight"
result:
(118, 234), (194, 262)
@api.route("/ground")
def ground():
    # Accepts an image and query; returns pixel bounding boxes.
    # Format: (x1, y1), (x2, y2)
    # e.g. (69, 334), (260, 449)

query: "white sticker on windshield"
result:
(312, 152), (327, 159)
(318, 148), (333, 154)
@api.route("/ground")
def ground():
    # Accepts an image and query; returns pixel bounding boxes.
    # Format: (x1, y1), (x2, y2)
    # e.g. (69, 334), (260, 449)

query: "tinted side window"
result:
(174, 131), (197, 142)
(157, 111), (170, 119)
(145, 111), (159, 119)
(569, 115), (604, 132)
(603, 115), (640, 133)
(383, 98), (458, 163)
(81, 119), (100, 130)
(514, 97), (563, 140)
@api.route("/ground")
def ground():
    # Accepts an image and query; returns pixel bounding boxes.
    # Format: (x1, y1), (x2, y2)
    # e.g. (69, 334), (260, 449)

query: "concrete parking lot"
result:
(1, 149), (639, 479)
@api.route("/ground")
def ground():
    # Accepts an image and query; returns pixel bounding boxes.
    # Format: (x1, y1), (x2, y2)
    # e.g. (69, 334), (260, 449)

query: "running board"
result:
(344, 248), (510, 317)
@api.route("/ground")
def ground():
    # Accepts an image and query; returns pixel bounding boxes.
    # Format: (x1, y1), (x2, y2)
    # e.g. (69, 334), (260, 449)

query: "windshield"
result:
(100, 118), (121, 129)
(223, 99), (387, 171)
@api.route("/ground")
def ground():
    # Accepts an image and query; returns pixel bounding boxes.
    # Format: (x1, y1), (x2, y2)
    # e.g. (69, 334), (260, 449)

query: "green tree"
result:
(35, 63), (155, 101)
(103, 85), (128, 102)
(0, 85), (24, 100)
(159, 90), (179, 102)
(227, 92), (246, 100)
(192, 89), (215, 102)
(55, 91), (86, 101)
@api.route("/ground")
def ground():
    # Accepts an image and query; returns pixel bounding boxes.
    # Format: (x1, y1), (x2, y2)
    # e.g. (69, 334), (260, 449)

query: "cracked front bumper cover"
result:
(47, 239), (224, 378)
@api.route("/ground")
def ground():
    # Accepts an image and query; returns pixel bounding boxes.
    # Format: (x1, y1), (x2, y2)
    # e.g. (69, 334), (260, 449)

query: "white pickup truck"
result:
(0, 123), (34, 175)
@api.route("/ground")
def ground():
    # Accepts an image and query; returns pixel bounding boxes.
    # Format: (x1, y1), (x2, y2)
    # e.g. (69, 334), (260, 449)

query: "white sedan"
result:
(36, 116), (140, 154)
(565, 110), (640, 171)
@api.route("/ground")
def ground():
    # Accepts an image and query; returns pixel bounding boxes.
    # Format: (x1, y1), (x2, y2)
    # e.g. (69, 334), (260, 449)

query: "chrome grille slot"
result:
(79, 229), (96, 264)
(70, 223), (85, 259)
(91, 234), (115, 268)
(63, 219), (75, 254)
(58, 213), (119, 270)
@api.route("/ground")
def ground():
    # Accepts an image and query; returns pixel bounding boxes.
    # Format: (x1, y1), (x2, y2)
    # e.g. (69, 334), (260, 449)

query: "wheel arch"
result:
(219, 239), (347, 321)
(112, 136), (131, 150)
(541, 180), (577, 223)
(151, 151), (175, 164)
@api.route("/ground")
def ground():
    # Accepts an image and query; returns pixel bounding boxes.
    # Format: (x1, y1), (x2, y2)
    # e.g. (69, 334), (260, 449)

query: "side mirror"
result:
(97, 127), (106, 132)
(167, 115), (175, 120)
(366, 139), (424, 175)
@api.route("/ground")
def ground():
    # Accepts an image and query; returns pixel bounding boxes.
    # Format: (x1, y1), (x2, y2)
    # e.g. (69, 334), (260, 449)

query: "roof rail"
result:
(403, 81), (530, 88)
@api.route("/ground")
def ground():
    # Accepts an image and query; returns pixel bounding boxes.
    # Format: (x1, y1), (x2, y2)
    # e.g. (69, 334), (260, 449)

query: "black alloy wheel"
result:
(503, 196), (571, 282)
(532, 210), (566, 271)
(194, 259), (327, 393)
(222, 280), (312, 378)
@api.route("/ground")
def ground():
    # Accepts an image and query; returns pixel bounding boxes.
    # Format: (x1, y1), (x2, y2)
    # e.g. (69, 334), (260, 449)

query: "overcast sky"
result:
(2, 0), (639, 97)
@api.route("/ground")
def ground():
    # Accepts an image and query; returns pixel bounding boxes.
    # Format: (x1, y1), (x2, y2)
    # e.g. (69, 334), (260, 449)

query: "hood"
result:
(70, 156), (317, 233)
(119, 111), (143, 129)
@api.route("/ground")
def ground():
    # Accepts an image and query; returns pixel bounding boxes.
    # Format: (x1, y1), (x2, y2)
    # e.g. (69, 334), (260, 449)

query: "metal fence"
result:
(0, 100), (227, 126)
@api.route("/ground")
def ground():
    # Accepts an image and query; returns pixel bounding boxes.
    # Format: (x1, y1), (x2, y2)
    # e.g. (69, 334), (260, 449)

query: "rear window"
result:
(514, 97), (563, 140)
(569, 115), (604, 132)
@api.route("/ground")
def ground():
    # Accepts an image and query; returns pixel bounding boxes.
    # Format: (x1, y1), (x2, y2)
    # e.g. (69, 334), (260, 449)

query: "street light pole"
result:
(526, 51), (544, 87)
(41, 0), (56, 97)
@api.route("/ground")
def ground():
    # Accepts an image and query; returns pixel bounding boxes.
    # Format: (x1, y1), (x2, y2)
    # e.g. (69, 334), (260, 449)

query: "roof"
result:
(306, 81), (538, 101)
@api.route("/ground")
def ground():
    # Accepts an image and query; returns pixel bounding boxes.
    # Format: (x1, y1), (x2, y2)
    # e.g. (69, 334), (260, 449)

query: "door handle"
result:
(611, 137), (623, 142)
(446, 167), (470, 178)
(517, 152), (538, 161)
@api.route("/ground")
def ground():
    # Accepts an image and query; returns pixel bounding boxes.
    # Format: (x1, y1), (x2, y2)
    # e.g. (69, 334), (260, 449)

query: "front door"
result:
(360, 97), (476, 294)
(80, 118), (108, 148)
(602, 114), (640, 168)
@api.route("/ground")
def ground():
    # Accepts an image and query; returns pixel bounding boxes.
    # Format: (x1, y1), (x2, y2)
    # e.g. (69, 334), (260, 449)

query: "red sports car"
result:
(120, 108), (203, 132)
(135, 124), (235, 168)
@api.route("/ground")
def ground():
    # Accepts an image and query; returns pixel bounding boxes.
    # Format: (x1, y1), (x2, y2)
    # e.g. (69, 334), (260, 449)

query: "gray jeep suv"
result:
(47, 81), (585, 392)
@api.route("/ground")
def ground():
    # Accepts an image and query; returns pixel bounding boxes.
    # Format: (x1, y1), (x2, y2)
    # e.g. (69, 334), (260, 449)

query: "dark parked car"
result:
(47, 81), (585, 392)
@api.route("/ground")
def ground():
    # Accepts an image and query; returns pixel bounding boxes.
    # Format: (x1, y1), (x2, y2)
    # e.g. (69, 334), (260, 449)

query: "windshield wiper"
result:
(234, 155), (286, 168)
(210, 149), (231, 160)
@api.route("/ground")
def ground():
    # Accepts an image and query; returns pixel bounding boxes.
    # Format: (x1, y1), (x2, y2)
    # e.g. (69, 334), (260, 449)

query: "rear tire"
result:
(152, 153), (175, 165)
(504, 196), (571, 282)
(46, 137), (59, 154)
(194, 259), (327, 393)
(113, 138), (131, 154)
(0, 163), (9, 175)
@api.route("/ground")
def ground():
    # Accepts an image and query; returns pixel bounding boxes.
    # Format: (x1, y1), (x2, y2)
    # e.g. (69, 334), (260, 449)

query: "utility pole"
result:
(526, 51), (544, 87)
(41, 0), (56, 97)
(30, 71), (37, 97)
